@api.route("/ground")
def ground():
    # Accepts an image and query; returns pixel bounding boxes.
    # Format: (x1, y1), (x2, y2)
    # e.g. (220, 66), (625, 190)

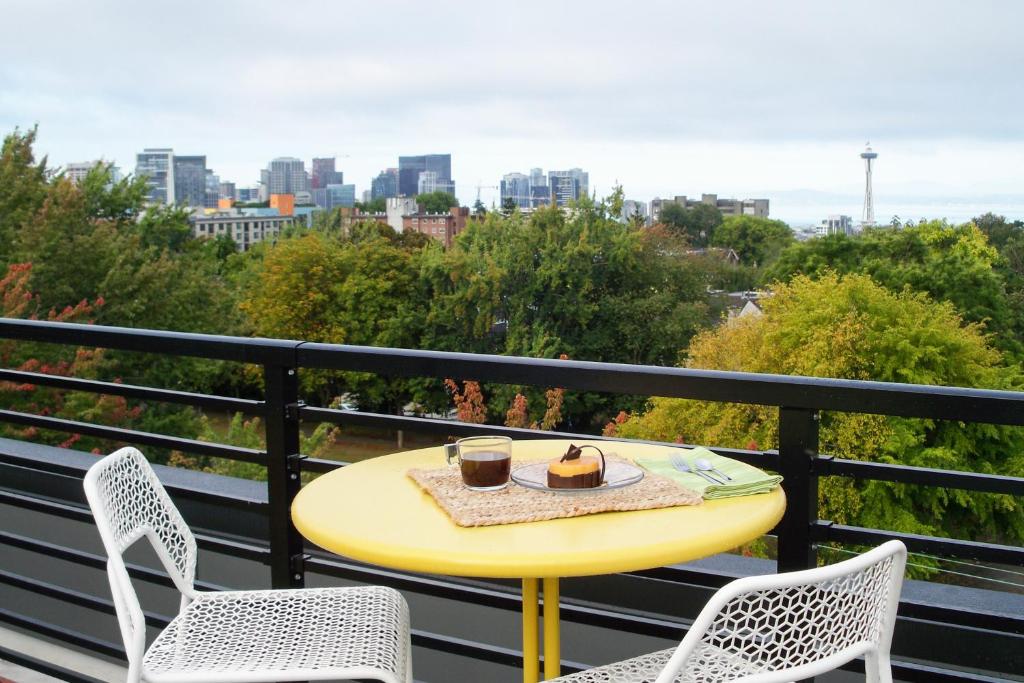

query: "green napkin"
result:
(635, 447), (782, 499)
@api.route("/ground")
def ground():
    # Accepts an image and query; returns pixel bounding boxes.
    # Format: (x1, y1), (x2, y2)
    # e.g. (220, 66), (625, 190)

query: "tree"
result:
(711, 215), (794, 267)
(766, 221), (1021, 357)
(0, 127), (49, 266)
(416, 191), (458, 213)
(472, 198), (487, 217)
(616, 272), (1024, 547)
(241, 232), (425, 409)
(419, 197), (710, 428)
(657, 202), (722, 247)
(355, 196), (387, 213)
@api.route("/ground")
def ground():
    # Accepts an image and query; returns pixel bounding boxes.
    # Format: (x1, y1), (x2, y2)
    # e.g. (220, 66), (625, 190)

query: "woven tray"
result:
(407, 458), (702, 527)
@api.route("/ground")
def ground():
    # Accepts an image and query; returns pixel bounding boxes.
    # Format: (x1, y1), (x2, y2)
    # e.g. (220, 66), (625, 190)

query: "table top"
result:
(292, 439), (786, 579)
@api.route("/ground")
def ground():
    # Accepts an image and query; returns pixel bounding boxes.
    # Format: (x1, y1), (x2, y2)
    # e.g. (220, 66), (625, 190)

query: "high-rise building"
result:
(135, 148), (175, 204)
(399, 154), (453, 197)
(817, 215), (854, 236)
(171, 155), (207, 207)
(371, 168), (399, 199)
(311, 157), (343, 189)
(529, 168), (546, 190)
(417, 170), (440, 194)
(204, 170), (220, 208)
(500, 172), (532, 208)
(325, 184), (356, 209)
(219, 181), (236, 200)
(65, 161), (102, 184)
(622, 200), (648, 223)
(548, 168), (588, 206)
(267, 157), (308, 195)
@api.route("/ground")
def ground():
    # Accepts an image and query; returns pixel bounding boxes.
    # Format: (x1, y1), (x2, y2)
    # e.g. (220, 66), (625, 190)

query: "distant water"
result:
(771, 199), (1024, 228)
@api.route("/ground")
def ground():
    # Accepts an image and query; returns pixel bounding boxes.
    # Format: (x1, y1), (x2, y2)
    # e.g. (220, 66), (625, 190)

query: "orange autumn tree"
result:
(0, 263), (139, 450)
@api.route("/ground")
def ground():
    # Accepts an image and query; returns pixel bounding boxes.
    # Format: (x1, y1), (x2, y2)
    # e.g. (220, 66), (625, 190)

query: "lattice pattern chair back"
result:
(652, 540), (907, 683)
(84, 446), (198, 673)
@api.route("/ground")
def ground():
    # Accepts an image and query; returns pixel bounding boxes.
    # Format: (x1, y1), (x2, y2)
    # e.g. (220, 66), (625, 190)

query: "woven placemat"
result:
(407, 457), (702, 527)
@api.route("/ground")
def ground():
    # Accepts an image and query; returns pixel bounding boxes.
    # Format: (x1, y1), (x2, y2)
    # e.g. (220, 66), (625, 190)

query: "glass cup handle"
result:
(444, 443), (460, 466)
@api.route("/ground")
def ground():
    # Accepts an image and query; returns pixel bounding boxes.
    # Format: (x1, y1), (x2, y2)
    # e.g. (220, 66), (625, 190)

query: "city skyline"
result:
(2, 1), (1022, 224)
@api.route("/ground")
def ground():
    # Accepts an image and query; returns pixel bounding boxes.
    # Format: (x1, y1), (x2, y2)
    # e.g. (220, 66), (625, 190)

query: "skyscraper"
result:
(398, 154), (453, 197)
(267, 157), (308, 195)
(548, 168), (589, 206)
(371, 168), (399, 200)
(500, 172), (532, 208)
(172, 155), (208, 207)
(417, 171), (440, 194)
(311, 157), (343, 189)
(135, 148), (175, 204)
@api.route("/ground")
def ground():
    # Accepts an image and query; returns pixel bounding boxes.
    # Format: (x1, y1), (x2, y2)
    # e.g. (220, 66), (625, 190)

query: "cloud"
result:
(1, 0), (1022, 212)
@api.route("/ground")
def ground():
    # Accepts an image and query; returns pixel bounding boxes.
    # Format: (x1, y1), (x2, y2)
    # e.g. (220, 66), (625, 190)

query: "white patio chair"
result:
(549, 540), (907, 683)
(83, 446), (412, 683)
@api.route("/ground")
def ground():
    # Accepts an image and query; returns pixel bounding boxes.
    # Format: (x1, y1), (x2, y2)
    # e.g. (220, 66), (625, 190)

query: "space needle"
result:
(861, 142), (878, 227)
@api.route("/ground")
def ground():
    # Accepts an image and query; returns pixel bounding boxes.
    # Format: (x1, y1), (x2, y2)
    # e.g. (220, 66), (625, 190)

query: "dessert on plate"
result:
(547, 443), (605, 489)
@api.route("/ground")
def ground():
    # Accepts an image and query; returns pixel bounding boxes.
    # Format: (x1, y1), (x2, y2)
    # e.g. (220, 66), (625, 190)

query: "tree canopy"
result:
(766, 221), (1022, 357)
(711, 215), (794, 267)
(657, 202), (723, 247)
(416, 191), (458, 213)
(616, 272), (1024, 546)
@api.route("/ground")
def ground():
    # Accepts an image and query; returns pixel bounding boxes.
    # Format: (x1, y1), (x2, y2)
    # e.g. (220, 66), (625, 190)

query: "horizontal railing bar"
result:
(0, 368), (264, 414)
(0, 457), (267, 515)
(814, 522), (1024, 566)
(0, 569), (171, 628)
(410, 628), (589, 675)
(0, 645), (110, 683)
(299, 406), (776, 466)
(301, 456), (345, 474)
(887, 660), (1010, 683)
(0, 493), (268, 566)
(815, 456), (1024, 496)
(297, 342), (1024, 425)
(0, 530), (227, 592)
(900, 600), (1024, 636)
(0, 318), (302, 365)
(0, 607), (125, 660)
(305, 554), (685, 639)
(0, 409), (265, 462)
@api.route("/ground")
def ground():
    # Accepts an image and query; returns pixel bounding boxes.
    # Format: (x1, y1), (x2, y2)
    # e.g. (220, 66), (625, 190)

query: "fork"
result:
(669, 452), (721, 484)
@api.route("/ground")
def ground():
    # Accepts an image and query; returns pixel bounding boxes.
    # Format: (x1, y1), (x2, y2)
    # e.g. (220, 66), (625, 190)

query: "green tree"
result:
(473, 198), (487, 217)
(500, 197), (517, 216)
(417, 191), (458, 213)
(0, 127), (49, 266)
(658, 202), (723, 247)
(420, 197), (709, 428)
(711, 215), (794, 267)
(766, 221), (1021, 357)
(617, 272), (1024, 547)
(241, 232), (425, 409)
(355, 196), (387, 213)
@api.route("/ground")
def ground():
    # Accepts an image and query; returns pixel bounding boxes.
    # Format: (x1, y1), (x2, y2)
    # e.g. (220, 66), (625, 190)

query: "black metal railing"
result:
(1, 318), (1023, 682)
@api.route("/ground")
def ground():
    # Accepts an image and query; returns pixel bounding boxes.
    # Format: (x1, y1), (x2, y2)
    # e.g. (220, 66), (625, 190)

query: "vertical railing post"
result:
(264, 359), (305, 589)
(776, 406), (819, 573)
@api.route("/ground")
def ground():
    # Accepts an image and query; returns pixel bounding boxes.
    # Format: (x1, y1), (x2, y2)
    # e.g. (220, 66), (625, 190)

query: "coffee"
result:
(460, 450), (511, 489)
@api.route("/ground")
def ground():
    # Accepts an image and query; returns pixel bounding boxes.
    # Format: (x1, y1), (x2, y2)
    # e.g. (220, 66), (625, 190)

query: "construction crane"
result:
(475, 183), (498, 204)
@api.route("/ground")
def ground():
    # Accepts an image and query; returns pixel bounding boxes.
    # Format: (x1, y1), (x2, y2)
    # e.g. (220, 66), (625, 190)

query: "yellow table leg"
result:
(543, 576), (561, 680)
(522, 578), (540, 683)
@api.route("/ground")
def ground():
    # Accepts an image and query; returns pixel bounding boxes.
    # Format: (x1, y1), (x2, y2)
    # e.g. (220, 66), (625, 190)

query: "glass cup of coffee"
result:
(445, 436), (512, 491)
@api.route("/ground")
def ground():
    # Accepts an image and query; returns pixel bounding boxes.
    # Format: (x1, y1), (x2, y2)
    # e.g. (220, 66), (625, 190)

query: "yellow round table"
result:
(292, 439), (785, 682)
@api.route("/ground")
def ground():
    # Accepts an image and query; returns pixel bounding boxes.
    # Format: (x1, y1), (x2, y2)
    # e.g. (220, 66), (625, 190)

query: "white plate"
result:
(511, 461), (644, 494)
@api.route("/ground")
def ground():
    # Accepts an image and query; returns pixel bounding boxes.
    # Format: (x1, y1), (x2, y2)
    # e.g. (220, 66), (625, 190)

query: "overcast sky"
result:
(2, 0), (1022, 221)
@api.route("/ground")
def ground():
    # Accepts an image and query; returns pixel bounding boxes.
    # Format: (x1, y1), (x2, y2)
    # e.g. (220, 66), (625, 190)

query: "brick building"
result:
(402, 207), (469, 248)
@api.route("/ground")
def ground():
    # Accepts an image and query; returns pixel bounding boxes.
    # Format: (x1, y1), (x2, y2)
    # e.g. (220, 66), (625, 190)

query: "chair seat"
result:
(548, 643), (767, 683)
(143, 585), (410, 683)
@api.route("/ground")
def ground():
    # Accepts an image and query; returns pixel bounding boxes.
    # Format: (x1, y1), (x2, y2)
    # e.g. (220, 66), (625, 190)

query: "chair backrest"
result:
(655, 540), (907, 683)
(83, 447), (198, 674)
